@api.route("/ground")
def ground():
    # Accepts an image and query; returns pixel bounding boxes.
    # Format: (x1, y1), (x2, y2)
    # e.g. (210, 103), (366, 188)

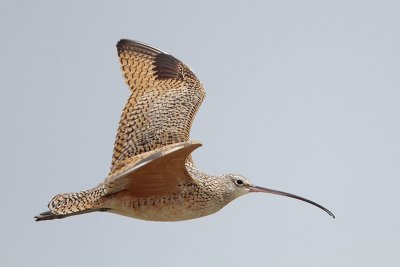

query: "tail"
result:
(35, 208), (110, 221)
(35, 185), (108, 222)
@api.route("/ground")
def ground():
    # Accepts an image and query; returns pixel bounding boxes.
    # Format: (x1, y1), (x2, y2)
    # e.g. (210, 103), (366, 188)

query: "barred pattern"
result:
(110, 39), (205, 174)
(48, 185), (108, 215)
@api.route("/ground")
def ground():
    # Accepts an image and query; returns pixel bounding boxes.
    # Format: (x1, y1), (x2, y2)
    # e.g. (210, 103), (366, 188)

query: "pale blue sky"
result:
(1, 1), (399, 266)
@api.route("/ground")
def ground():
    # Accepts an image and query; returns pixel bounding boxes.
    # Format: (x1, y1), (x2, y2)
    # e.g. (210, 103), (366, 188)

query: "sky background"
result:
(1, 1), (399, 266)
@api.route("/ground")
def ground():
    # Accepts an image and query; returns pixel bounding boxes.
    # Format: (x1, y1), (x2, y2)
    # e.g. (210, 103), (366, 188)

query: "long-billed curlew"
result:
(35, 39), (334, 222)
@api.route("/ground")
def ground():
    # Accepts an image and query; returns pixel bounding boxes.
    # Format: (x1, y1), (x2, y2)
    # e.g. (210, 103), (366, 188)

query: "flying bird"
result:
(35, 39), (334, 222)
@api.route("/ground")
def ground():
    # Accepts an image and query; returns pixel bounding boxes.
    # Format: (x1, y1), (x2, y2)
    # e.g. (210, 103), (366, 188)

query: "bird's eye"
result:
(235, 179), (244, 186)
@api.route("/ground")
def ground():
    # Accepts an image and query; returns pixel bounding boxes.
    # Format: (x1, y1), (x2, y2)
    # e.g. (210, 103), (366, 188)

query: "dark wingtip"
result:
(116, 39), (134, 49)
(116, 38), (167, 55)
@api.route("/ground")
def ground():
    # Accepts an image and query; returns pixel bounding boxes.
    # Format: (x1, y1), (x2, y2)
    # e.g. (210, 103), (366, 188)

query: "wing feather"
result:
(104, 142), (202, 197)
(110, 39), (205, 174)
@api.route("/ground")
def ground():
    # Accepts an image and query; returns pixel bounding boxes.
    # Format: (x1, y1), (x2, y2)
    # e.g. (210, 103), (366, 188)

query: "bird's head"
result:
(223, 174), (335, 218)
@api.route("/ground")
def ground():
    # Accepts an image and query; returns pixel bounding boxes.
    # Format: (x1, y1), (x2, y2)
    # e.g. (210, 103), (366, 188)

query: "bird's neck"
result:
(185, 162), (237, 206)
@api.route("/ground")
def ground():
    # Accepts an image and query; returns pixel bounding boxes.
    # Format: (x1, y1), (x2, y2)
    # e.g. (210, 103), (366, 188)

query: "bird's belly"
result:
(103, 191), (219, 221)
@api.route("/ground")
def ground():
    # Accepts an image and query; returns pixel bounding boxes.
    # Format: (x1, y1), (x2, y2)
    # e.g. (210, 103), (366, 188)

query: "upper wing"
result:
(103, 141), (202, 197)
(110, 39), (205, 174)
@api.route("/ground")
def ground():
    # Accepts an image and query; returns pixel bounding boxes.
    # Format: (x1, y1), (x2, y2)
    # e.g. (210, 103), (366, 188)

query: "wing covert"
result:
(104, 142), (202, 197)
(110, 39), (205, 174)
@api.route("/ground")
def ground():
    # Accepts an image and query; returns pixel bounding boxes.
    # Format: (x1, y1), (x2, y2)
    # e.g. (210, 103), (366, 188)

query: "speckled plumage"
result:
(110, 40), (205, 174)
(35, 39), (233, 222)
(35, 39), (334, 222)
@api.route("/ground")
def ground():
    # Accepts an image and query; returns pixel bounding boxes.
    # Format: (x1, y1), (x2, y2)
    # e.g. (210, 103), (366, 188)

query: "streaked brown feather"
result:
(104, 142), (202, 197)
(110, 39), (205, 174)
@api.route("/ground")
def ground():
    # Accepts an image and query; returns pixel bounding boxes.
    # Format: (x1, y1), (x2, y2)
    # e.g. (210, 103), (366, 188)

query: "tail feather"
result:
(35, 208), (110, 221)
(35, 185), (108, 222)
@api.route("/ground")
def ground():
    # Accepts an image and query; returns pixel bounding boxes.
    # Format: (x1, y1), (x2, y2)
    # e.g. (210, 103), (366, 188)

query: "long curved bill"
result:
(250, 186), (335, 218)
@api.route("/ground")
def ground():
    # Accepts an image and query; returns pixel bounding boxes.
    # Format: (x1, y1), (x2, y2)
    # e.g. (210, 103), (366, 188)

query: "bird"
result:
(35, 39), (334, 222)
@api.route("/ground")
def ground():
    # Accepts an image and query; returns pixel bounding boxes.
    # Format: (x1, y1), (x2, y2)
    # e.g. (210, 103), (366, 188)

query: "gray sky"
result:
(1, 1), (399, 266)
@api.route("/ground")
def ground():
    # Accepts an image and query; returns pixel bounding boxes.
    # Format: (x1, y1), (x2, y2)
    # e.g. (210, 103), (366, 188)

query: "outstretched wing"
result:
(110, 39), (206, 174)
(104, 141), (202, 197)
